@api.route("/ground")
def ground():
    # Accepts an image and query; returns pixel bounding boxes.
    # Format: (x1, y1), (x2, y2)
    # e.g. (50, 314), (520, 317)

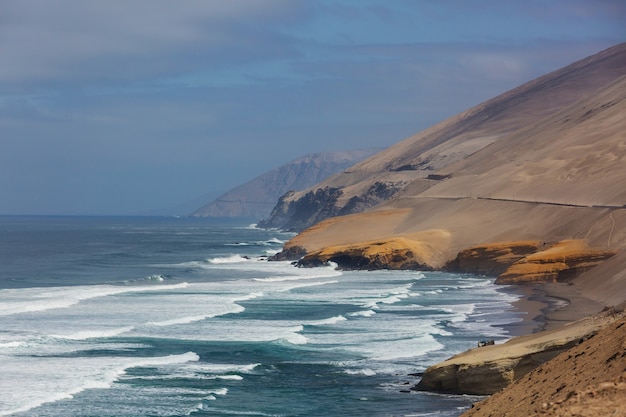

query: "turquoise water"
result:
(0, 216), (522, 416)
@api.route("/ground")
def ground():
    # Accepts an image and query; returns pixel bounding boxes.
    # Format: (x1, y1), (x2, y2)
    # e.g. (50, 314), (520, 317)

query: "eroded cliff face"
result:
(258, 187), (344, 232)
(259, 181), (403, 232)
(446, 240), (617, 284)
(296, 236), (441, 270)
(444, 241), (545, 276)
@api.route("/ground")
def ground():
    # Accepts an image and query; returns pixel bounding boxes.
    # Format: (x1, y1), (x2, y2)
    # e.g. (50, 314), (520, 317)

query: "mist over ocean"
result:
(0, 216), (523, 416)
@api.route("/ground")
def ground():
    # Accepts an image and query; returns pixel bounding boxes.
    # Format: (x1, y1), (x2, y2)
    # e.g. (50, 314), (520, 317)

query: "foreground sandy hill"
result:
(461, 310), (626, 417)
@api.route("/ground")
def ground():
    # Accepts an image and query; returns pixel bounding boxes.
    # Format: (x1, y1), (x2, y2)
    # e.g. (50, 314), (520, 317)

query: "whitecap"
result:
(53, 326), (135, 340)
(0, 351), (200, 417)
(208, 255), (251, 264)
(0, 282), (189, 317)
(209, 388), (229, 396)
(344, 368), (377, 376)
(349, 310), (376, 317)
(307, 315), (347, 326)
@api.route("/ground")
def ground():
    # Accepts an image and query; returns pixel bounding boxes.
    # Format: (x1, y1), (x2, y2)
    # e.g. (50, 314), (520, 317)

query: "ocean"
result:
(0, 216), (524, 416)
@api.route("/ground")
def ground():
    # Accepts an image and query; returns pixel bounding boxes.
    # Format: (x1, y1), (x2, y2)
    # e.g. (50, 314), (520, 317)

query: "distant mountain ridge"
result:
(191, 149), (379, 219)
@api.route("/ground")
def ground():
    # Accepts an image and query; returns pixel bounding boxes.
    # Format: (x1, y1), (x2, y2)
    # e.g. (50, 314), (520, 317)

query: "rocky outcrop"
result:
(296, 237), (437, 270)
(337, 181), (404, 217)
(261, 181), (403, 232)
(414, 312), (622, 396)
(445, 241), (545, 276)
(269, 245), (307, 261)
(258, 187), (344, 232)
(495, 240), (616, 284)
(445, 240), (617, 284)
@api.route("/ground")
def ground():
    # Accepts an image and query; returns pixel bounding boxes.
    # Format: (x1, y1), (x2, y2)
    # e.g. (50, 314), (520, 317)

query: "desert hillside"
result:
(271, 43), (626, 297)
(460, 309), (626, 417)
(270, 42), (626, 417)
(263, 43), (626, 232)
(191, 149), (377, 219)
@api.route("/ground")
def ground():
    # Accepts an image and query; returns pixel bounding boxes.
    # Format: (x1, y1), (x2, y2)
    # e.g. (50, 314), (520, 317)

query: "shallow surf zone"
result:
(0, 246), (522, 416)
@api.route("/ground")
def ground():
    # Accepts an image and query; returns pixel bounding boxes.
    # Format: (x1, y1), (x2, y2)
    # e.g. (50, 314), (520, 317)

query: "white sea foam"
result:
(208, 254), (251, 264)
(0, 341), (23, 349)
(0, 282), (189, 317)
(147, 315), (217, 327)
(0, 351), (199, 416)
(234, 292), (264, 302)
(210, 388), (229, 396)
(307, 315), (347, 326)
(211, 375), (244, 381)
(277, 280), (340, 292)
(227, 238), (284, 247)
(199, 363), (261, 374)
(283, 325), (308, 345)
(349, 310), (376, 317)
(53, 326), (135, 340)
(344, 368), (377, 376)
(252, 265), (342, 283)
(361, 284), (413, 309)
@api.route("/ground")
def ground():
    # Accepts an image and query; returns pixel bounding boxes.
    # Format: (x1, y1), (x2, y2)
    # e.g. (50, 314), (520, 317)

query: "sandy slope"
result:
(461, 310), (626, 417)
(283, 52), (626, 279)
(272, 43), (626, 219)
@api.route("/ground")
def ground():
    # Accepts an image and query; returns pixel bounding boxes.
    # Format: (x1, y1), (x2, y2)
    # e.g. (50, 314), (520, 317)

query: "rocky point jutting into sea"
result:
(267, 42), (626, 415)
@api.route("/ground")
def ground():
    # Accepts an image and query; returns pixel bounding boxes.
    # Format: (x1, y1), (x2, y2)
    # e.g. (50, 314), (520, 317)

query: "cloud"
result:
(0, 0), (299, 85)
(0, 0), (623, 214)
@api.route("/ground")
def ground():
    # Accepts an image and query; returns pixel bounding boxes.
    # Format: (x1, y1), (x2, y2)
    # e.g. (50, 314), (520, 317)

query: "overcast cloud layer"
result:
(1, 1), (624, 215)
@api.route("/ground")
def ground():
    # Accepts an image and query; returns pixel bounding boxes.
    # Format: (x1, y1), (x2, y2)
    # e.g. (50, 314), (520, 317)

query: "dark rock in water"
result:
(268, 245), (307, 261)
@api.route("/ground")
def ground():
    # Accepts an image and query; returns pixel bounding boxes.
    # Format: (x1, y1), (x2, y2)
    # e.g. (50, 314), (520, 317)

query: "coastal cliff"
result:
(446, 240), (616, 284)
(267, 44), (626, 406)
(263, 43), (626, 232)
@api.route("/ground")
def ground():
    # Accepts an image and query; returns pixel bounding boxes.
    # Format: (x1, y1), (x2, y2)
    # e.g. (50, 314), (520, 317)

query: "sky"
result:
(1, 1), (624, 216)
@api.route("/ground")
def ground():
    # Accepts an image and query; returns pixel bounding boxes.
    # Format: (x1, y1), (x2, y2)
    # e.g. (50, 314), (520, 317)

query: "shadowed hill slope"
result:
(191, 149), (378, 219)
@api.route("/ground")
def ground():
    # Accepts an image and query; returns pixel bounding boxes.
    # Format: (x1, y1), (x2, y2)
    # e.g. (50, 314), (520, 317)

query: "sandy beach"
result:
(505, 282), (607, 336)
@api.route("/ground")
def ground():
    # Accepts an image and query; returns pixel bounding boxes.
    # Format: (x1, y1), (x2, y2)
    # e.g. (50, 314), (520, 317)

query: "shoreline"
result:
(501, 281), (606, 337)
